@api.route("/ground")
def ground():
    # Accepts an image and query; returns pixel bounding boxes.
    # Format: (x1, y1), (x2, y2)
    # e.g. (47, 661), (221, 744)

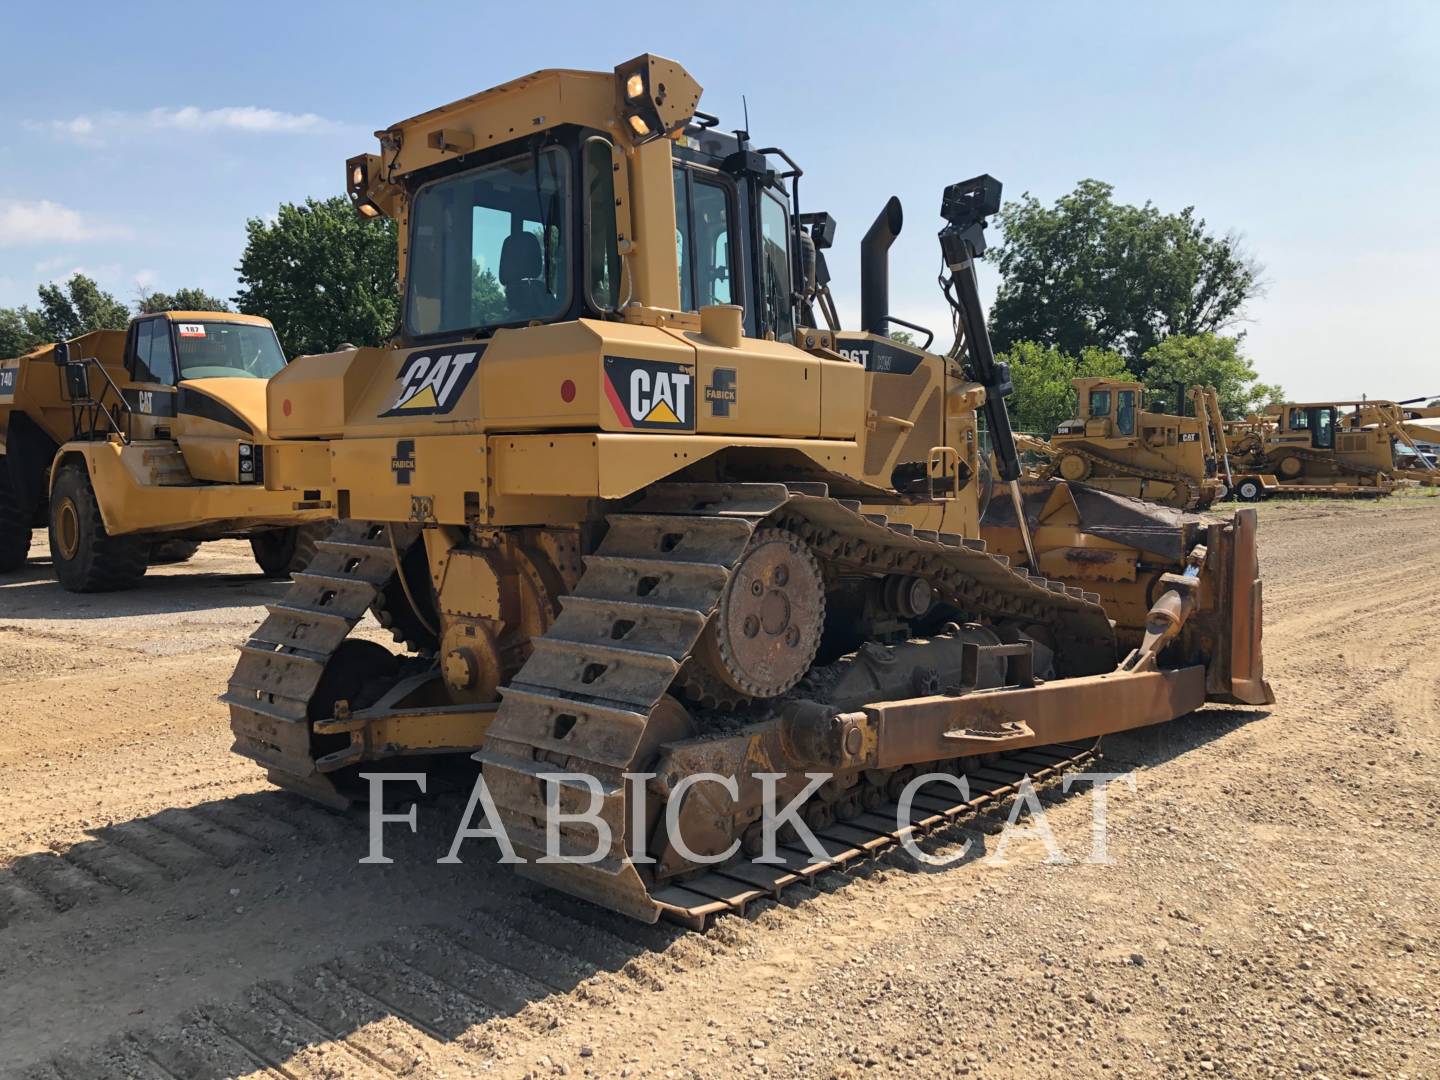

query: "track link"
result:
(477, 482), (1115, 924)
(225, 520), (420, 806)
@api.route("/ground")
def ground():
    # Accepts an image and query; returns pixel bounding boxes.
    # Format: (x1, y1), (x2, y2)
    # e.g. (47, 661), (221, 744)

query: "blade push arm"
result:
(938, 175), (1038, 567)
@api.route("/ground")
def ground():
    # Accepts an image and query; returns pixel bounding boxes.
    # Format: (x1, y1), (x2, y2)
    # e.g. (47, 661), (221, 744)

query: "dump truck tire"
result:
(48, 463), (149, 592)
(251, 523), (330, 578)
(149, 539), (201, 564)
(0, 465), (33, 573)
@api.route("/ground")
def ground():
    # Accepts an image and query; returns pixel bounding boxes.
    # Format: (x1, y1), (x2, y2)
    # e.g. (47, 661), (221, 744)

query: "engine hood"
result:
(174, 377), (274, 440)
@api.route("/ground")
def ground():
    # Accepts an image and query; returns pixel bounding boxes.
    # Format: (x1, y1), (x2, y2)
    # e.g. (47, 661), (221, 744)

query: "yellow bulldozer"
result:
(1225, 400), (1422, 500)
(0, 310), (333, 591)
(1347, 398), (1440, 487)
(1017, 379), (1230, 510)
(227, 55), (1272, 926)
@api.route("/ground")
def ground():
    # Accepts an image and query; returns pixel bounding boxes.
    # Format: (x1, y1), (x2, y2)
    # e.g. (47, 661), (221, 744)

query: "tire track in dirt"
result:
(2, 799), (1058, 1080)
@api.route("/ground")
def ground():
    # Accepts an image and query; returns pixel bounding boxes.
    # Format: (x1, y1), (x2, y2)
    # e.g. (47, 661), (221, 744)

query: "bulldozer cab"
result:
(328, 56), (969, 524)
(384, 96), (797, 348)
(1284, 404), (1336, 449)
(1069, 379), (1141, 439)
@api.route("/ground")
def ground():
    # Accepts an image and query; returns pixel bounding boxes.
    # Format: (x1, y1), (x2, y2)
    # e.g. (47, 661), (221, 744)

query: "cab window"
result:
(1312, 407), (1335, 449)
(673, 167), (735, 313)
(1088, 389), (1111, 417)
(692, 179), (732, 306)
(758, 191), (793, 342)
(405, 146), (570, 338)
(673, 168), (694, 311)
(1116, 389), (1136, 435)
(1289, 408), (1308, 430)
(134, 319), (177, 385)
(584, 138), (621, 311)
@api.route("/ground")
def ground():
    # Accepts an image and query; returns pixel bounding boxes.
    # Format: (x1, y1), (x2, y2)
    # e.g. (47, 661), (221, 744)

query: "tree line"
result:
(0, 196), (397, 361)
(1, 180), (1279, 425)
(985, 179), (1278, 425)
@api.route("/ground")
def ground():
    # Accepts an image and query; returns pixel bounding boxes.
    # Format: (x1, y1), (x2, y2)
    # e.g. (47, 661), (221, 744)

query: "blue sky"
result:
(2, 0), (1436, 401)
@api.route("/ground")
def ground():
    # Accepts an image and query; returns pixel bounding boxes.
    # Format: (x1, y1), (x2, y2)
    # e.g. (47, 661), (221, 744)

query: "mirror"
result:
(53, 341), (70, 366)
(64, 359), (90, 401)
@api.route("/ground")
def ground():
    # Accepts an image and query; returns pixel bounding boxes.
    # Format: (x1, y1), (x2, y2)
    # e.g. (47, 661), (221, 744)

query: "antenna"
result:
(742, 94), (750, 135)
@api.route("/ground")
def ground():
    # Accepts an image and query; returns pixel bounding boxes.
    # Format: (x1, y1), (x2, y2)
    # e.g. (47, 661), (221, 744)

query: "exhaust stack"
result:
(860, 196), (903, 336)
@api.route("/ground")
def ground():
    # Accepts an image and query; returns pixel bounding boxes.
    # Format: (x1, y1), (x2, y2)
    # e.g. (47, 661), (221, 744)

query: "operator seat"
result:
(499, 232), (551, 318)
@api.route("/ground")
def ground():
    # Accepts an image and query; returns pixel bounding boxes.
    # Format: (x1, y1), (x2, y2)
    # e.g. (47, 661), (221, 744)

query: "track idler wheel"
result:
(695, 528), (825, 699)
(1057, 452), (1092, 482)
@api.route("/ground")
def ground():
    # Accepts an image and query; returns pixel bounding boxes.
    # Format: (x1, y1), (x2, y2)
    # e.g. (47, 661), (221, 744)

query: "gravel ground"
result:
(1, 496), (1437, 1079)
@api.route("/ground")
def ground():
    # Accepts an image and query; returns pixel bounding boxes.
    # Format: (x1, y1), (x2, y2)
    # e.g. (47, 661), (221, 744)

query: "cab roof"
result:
(152, 311), (273, 328)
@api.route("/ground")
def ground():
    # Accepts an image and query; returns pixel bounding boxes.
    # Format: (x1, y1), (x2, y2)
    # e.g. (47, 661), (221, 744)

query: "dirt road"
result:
(2, 499), (1437, 1079)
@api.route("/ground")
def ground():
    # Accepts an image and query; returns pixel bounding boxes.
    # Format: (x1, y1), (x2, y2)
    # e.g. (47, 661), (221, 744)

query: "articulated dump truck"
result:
(227, 55), (1273, 925)
(1017, 380), (1230, 510)
(0, 311), (333, 591)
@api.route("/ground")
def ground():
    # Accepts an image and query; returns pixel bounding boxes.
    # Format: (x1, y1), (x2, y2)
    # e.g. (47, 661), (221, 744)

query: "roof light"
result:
(625, 72), (645, 101)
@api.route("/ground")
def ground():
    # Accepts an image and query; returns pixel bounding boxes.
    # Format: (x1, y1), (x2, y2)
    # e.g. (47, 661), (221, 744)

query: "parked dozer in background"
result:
(1345, 399), (1440, 487)
(1225, 400), (1405, 500)
(227, 55), (1272, 926)
(0, 311), (333, 591)
(1016, 379), (1229, 510)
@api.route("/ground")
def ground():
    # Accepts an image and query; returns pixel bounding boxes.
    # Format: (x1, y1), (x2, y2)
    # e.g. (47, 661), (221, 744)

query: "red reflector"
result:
(282, 398), (293, 416)
(560, 379), (576, 403)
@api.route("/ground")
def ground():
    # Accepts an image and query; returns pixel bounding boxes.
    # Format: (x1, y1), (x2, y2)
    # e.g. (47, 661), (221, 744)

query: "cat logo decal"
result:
(382, 348), (483, 418)
(603, 357), (695, 430)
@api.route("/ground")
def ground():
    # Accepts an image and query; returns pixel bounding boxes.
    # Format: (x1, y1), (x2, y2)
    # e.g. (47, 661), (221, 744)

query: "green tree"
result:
(989, 180), (1262, 367)
(1138, 333), (1282, 419)
(1001, 340), (1128, 435)
(472, 263), (506, 326)
(32, 274), (130, 342)
(2, 273), (131, 356)
(138, 287), (233, 314)
(234, 196), (398, 357)
(0, 307), (43, 358)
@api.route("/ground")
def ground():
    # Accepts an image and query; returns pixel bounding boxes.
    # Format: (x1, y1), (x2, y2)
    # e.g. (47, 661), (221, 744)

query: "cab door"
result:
(674, 163), (820, 437)
(122, 317), (179, 437)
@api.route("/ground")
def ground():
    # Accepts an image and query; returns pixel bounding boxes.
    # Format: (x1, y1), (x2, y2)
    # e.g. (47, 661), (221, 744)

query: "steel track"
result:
(475, 482), (1115, 923)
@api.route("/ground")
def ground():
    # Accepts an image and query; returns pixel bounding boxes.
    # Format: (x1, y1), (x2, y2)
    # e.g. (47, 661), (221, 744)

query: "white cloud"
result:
(0, 199), (127, 247)
(35, 105), (343, 144)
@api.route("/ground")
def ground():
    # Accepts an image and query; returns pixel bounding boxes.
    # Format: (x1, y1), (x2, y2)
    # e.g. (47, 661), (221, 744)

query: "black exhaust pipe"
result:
(860, 196), (903, 336)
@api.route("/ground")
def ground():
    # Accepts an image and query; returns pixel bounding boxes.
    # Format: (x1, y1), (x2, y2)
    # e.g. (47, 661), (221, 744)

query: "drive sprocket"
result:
(693, 528), (825, 699)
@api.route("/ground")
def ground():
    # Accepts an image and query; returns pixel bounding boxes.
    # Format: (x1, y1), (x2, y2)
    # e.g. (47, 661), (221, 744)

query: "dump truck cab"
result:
(0, 311), (332, 590)
(116, 311), (288, 481)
